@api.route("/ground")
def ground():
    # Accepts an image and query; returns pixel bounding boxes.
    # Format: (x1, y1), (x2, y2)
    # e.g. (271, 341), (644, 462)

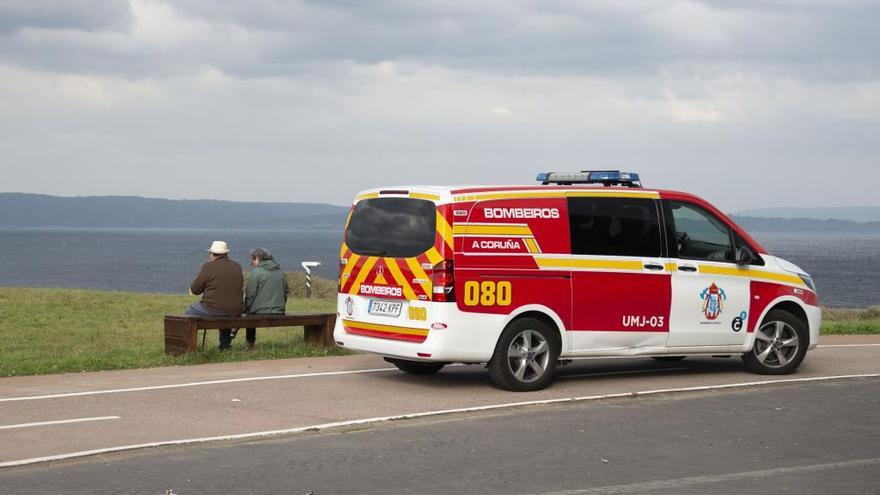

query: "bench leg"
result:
(188, 321), (199, 353)
(304, 317), (336, 347)
(165, 318), (200, 356)
(324, 316), (337, 347)
(304, 324), (323, 346)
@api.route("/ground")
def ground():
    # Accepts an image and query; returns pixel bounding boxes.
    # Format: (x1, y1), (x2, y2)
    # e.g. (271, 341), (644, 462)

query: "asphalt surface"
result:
(1, 377), (878, 494)
(0, 335), (878, 493)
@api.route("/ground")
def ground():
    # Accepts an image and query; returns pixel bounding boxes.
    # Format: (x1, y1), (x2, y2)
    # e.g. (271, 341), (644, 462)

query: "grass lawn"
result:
(821, 306), (880, 335)
(0, 287), (877, 377)
(0, 287), (348, 377)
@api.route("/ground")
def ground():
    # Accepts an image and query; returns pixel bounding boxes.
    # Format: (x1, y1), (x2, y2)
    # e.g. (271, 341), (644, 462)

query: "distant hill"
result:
(730, 215), (880, 233)
(735, 206), (880, 223)
(4, 193), (878, 233)
(0, 193), (349, 229)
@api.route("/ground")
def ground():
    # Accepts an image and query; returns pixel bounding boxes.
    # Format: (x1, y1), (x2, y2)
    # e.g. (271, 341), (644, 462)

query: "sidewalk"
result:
(2, 334), (877, 399)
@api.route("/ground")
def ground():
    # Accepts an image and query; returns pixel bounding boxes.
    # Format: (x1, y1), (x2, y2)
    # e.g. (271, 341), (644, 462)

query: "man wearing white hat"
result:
(186, 241), (244, 351)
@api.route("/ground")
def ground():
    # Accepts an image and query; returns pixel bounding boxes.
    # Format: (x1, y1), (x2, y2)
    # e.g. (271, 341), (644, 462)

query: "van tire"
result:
(742, 309), (807, 375)
(488, 318), (559, 392)
(385, 358), (445, 375)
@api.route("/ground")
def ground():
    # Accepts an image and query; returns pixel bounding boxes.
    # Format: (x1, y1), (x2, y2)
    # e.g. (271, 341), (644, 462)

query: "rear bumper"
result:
(333, 294), (504, 363)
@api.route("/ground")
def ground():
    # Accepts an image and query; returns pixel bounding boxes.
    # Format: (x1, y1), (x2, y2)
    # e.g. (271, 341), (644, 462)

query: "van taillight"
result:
(431, 260), (455, 302)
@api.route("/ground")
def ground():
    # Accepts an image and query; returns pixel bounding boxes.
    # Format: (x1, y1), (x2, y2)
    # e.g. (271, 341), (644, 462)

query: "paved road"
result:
(0, 336), (878, 471)
(2, 377), (878, 494)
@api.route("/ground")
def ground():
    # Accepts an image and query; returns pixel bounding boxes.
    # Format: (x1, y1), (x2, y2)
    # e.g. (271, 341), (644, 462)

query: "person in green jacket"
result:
(242, 247), (289, 351)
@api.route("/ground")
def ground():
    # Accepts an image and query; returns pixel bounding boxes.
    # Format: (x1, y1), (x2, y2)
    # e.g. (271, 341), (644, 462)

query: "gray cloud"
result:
(0, 1), (878, 211)
(0, 0), (132, 32)
(1, 1), (878, 80)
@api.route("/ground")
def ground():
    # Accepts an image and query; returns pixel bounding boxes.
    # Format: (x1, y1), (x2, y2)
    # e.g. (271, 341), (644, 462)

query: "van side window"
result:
(669, 201), (734, 262)
(567, 198), (662, 257)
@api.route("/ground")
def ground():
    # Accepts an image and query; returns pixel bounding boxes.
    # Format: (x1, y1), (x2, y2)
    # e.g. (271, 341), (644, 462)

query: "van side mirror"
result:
(735, 247), (754, 265)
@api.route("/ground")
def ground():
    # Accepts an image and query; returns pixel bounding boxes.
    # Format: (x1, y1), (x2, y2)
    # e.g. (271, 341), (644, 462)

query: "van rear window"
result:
(345, 198), (437, 258)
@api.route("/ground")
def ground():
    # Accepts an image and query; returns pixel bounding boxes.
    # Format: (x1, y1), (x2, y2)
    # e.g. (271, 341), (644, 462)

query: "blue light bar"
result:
(536, 170), (642, 188)
(587, 171), (640, 183)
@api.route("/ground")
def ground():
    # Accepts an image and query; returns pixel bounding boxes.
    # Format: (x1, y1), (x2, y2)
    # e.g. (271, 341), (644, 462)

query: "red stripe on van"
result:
(343, 326), (428, 343)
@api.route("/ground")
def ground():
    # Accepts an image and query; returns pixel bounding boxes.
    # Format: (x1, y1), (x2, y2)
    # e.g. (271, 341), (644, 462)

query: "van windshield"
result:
(345, 198), (436, 258)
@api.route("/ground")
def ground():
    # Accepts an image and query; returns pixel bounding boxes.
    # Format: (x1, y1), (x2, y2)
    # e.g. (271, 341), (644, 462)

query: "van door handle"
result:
(644, 264), (664, 271)
(678, 265), (698, 272)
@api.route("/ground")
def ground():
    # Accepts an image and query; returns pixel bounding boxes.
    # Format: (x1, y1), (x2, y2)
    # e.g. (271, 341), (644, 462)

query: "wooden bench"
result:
(164, 313), (337, 355)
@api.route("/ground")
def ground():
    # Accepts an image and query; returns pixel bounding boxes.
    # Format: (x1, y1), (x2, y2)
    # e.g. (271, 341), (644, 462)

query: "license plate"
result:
(368, 299), (402, 317)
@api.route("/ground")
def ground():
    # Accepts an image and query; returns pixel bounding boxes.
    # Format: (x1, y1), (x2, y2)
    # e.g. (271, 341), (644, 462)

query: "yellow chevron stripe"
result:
(566, 190), (659, 199)
(385, 259), (418, 301)
(535, 257), (644, 271)
(436, 211), (454, 249)
(698, 265), (805, 286)
(524, 238), (541, 253)
(355, 192), (379, 201)
(697, 264), (750, 279)
(410, 192), (441, 201)
(342, 319), (429, 337)
(454, 190), (660, 201)
(571, 258), (644, 271)
(348, 256), (378, 295)
(425, 247), (443, 266)
(340, 253), (360, 283)
(405, 257), (433, 297)
(750, 269), (806, 286)
(665, 262), (678, 272)
(453, 224), (533, 236)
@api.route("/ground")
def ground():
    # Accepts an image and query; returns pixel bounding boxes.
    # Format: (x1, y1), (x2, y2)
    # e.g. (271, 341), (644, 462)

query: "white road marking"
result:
(0, 365), (682, 402)
(0, 416), (120, 431)
(0, 373), (876, 469)
(0, 367), (397, 402)
(817, 343), (880, 348)
(534, 457), (880, 494)
(1, 342), (876, 402)
(559, 368), (688, 379)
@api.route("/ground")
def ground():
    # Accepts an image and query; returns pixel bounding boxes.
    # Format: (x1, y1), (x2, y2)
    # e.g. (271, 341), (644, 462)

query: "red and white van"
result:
(334, 172), (821, 391)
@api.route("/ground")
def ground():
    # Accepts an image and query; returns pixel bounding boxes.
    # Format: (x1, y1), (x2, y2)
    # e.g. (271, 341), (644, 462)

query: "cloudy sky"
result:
(1, 1), (878, 211)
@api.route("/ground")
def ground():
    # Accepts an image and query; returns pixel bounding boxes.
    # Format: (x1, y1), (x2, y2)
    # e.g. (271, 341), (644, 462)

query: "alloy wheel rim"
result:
(754, 320), (800, 368)
(507, 329), (550, 383)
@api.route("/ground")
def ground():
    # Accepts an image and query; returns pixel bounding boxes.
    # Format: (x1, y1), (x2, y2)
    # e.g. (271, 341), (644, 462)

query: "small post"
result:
(301, 261), (323, 299)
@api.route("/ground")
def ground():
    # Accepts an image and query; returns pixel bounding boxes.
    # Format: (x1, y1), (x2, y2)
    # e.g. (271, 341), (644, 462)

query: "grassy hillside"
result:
(0, 287), (346, 377)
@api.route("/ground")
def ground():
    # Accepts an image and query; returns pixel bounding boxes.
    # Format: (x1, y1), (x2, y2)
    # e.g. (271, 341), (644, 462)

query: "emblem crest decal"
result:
(700, 282), (727, 320)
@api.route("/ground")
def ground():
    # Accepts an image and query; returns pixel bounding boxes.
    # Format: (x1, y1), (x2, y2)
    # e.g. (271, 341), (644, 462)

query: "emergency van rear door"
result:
(341, 196), (439, 304)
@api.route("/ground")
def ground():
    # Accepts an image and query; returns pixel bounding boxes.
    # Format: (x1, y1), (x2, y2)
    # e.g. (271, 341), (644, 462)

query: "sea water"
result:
(0, 229), (877, 308)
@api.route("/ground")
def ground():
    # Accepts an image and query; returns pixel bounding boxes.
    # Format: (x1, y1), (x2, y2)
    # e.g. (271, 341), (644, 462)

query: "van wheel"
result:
(652, 356), (686, 362)
(385, 358), (445, 375)
(742, 309), (807, 375)
(488, 318), (559, 392)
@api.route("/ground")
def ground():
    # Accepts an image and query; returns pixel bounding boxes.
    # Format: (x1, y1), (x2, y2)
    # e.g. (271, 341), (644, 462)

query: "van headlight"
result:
(799, 274), (816, 292)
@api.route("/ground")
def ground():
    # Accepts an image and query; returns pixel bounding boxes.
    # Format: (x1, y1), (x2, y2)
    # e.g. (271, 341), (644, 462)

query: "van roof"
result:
(353, 184), (699, 203)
